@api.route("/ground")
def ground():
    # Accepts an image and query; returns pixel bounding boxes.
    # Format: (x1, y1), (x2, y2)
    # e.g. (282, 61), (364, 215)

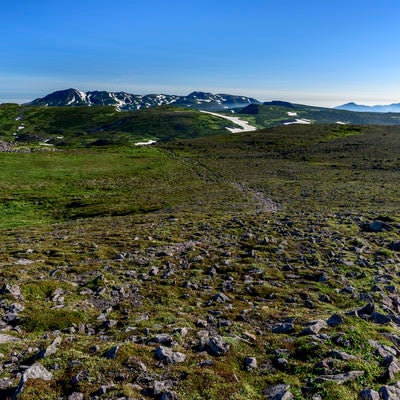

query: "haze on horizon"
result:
(1, 0), (400, 108)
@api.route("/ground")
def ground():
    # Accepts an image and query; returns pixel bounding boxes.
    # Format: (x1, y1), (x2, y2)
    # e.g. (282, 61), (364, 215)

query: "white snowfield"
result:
(200, 110), (257, 133)
(283, 119), (311, 125)
(135, 139), (157, 146)
(287, 111), (298, 117)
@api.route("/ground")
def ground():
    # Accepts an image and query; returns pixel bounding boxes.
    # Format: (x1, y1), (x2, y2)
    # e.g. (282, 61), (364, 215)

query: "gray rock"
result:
(328, 350), (358, 361)
(368, 339), (397, 358)
(244, 356), (257, 369)
(382, 355), (400, 381)
(272, 323), (295, 334)
(372, 312), (392, 324)
(8, 303), (24, 314)
(207, 336), (230, 356)
(68, 393), (84, 400)
(148, 333), (174, 346)
(263, 384), (294, 400)
(0, 334), (20, 344)
(104, 345), (120, 360)
(210, 292), (230, 303)
(357, 303), (375, 318)
(389, 242), (400, 252)
(0, 284), (24, 301)
(369, 220), (392, 232)
(155, 346), (186, 363)
(379, 382), (400, 400)
(99, 384), (115, 394)
(276, 357), (289, 370)
(13, 363), (53, 398)
(326, 313), (344, 327)
(359, 389), (380, 400)
(300, 320), (327, 335)
(173, 327), (189, 337)
(161, 391), (179, 400)
(314, 370), (364, 384)
(37, 336), (62, 359)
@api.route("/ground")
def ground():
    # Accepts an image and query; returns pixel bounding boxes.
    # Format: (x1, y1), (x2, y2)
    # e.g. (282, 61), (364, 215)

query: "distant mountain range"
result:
(336, 102), (400, 113)
(26, 88), (260, 112)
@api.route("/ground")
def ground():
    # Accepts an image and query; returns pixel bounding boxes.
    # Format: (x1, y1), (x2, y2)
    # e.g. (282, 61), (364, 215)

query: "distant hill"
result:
(336, 101), (400, 113)
(239, 102), (400, 127)
(26, 88), (260, 112)
(0, 103), (246, 147)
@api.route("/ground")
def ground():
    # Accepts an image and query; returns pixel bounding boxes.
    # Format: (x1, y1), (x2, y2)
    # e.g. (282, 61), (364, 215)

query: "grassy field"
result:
(0, 123), (400, 399)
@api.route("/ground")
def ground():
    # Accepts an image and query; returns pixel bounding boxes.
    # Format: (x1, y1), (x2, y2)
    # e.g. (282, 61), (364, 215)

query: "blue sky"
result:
(1, 0), (400, 106)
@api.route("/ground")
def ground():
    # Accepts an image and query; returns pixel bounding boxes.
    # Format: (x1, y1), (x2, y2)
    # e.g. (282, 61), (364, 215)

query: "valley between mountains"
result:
(0, 97), (400, 399)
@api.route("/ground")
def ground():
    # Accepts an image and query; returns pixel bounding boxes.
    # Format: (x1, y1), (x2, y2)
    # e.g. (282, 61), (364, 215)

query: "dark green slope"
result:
(0, 104), (240, 146)
(240, 102), (400, 127)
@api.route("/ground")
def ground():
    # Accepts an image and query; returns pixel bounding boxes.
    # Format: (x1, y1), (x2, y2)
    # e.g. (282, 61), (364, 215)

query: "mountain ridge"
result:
(336, 101), (400, 113)
(26, 88), (260, 112)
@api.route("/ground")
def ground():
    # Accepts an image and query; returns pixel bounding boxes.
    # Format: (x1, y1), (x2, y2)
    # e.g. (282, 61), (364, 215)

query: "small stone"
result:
(276, 357), (289, 370)
(173, 327), (189, 337)
(148, 333), (174, 346)
(104, 345), (120, 360)
(244, 357), (257, 369)
(68, 393), (84, 400)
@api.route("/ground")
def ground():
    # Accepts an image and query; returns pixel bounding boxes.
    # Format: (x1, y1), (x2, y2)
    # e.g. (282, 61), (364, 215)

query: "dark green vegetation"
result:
(0, 122), (400, 399)
(239, 102), (400, 128)
(0, 104), (239, 146)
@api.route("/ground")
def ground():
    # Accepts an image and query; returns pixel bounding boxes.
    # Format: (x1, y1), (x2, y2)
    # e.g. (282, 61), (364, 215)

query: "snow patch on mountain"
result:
(200, 111), (257, 133)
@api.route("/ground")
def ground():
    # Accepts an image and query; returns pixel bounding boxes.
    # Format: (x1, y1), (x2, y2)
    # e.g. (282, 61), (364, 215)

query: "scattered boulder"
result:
(359, 388), (380, 400)
(366, 220), (392, 233)
(381, 355), (400, 381)
(207, 336), (230, 356)
(388, 242), (400, 252)
(104, 345), (120, 360)
(372, 312), (391, 325)
(0, 334), (20, 344)
(272, 323), (295, 334)
(36, 336), (62, 359)
(263, 384), (294, 400)
(326, 313), (344, 327)
(0, 284), (24, 301)
(155, 346), (186, 363)
(13, 363), (53, 398)
(379, 381), (400, 399)
(299, 320), (327, 336)
(314, 370), (364, 384)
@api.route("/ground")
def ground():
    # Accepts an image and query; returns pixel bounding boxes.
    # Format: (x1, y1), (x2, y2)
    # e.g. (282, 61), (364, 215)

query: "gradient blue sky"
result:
(1, 0), (400, 106)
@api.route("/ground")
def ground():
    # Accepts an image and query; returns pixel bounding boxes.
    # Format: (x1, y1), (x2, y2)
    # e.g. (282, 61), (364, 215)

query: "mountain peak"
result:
(25, 89), (260, 112)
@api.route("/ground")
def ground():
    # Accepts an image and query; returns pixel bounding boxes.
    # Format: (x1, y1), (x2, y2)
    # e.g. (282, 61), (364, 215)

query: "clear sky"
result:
(1, 0), (400, 106)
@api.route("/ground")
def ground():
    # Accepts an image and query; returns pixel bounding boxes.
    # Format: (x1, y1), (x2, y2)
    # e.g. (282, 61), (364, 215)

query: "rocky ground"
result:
(0, 209), (400, 399)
